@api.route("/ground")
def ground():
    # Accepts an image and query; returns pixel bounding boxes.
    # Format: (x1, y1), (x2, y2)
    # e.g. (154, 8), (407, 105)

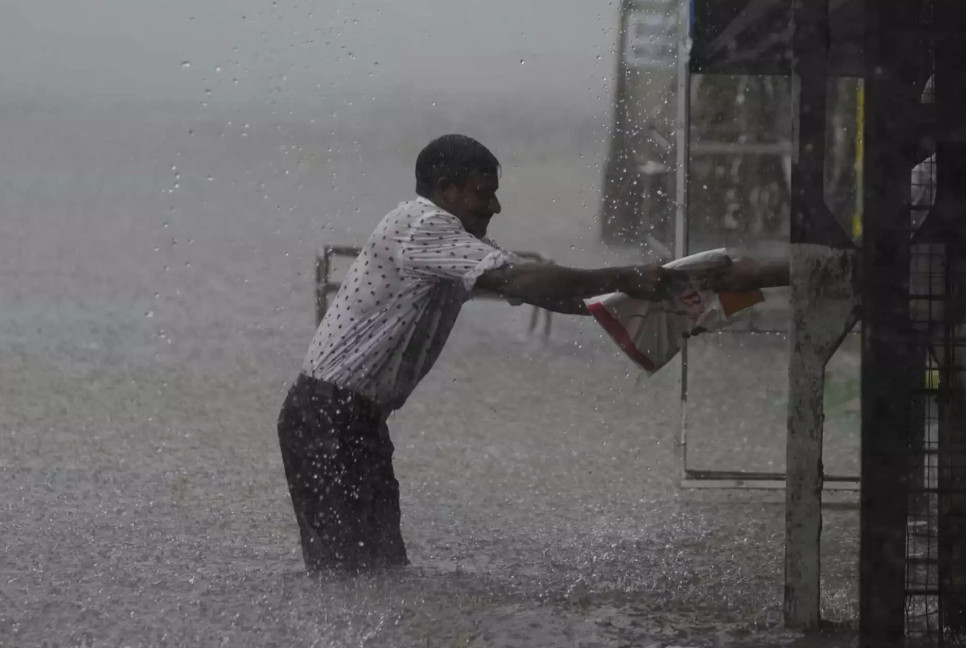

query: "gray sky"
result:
(0, 0), (620, 109)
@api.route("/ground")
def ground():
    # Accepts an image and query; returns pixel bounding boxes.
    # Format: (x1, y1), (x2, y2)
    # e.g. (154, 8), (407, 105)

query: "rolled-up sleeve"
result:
(397, 211), (516, 291)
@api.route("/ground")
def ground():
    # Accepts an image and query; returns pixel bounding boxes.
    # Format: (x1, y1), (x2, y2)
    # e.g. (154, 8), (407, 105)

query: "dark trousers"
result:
(277, 374), (407, 571)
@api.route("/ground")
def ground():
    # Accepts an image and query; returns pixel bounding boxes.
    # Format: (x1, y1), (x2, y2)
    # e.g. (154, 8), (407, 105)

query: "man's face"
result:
(437, 171), (501, 238)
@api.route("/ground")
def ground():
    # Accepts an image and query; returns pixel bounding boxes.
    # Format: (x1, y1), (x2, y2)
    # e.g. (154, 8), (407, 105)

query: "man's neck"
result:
(415, 195), (486, 239)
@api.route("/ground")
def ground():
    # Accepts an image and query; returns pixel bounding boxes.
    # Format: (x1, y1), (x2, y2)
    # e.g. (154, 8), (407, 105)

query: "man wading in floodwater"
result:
(276, 134), (785, 572)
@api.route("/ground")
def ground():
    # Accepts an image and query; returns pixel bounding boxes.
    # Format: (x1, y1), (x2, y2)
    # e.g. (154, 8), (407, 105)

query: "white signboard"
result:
(625, 0), (678, 69)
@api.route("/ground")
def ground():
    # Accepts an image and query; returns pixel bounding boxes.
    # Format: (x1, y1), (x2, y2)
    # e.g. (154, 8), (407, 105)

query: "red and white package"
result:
(584, 249), (764, 375)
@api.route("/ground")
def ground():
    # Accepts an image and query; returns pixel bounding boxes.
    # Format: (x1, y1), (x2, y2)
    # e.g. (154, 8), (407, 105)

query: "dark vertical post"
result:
(790, 0), (849, 250)
(933, 0), (966, 632)
(859, 1), (919, 645)
(315, 249), (329, 326)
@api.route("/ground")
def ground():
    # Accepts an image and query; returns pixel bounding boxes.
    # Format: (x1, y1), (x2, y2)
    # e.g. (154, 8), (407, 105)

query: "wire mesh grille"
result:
(904, 55), (966, 643)
(906, 237), (966, 645)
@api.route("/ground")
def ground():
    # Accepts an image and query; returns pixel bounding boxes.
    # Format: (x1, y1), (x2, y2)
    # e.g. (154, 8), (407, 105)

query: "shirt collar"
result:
(413, 196), (471, 231)
(414, 196), (459, 220)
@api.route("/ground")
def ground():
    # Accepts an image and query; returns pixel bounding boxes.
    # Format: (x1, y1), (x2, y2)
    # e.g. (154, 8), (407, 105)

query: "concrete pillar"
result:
(784, 244), (858, 628)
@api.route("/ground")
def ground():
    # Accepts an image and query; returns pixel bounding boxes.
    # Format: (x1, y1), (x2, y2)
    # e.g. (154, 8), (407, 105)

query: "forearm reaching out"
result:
(475, 263), (686, 305)
(518, 295), (590, 315)
(708, 258), (790, 292)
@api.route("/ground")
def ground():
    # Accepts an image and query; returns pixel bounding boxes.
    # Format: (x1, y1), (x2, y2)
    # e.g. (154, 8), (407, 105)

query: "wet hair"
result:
(415, 134), (500, 198)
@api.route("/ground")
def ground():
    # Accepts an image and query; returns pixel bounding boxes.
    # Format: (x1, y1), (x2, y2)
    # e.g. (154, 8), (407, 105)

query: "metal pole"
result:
(675, 0), (692, 483)
(315, 249), (329, 326)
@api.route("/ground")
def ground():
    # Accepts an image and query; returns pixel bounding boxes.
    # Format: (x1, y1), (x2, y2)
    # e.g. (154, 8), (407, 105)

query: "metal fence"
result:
(862, 1), (966, 644)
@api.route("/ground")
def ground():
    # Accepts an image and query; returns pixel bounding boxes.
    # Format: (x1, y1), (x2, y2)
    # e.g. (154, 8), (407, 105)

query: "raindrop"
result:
(181, 61), (191, 69)
(145, 311), (155, 319)
(519, 59), (526, 65)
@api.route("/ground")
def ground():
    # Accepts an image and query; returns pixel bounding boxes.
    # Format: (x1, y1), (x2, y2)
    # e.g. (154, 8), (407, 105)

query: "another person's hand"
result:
(704, 258), (790, 292)
(622, 265), (690, 301)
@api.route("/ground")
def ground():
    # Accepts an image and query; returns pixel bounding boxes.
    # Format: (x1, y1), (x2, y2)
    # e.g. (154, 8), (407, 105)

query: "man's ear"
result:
(434, 177), (451, 197)
(434, 177), (458, 208)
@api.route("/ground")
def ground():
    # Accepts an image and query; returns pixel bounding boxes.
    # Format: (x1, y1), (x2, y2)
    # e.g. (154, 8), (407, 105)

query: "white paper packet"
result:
(584, 249), (764, 375)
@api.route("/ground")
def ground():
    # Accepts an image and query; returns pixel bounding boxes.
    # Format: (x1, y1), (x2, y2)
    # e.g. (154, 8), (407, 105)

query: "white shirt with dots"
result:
(301, 196), (521, 411)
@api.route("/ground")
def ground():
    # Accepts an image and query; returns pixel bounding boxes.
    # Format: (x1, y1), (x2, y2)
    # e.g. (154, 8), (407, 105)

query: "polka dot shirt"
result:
(302, 196), (521, 411)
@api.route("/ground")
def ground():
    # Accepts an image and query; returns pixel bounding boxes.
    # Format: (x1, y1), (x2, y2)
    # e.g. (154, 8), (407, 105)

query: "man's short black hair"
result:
(415, 134), (500, 198)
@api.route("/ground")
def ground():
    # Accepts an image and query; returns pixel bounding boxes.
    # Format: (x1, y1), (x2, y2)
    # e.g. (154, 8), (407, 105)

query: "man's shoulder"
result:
(381, 197), (440, 222)
(379, 198), (461, 235)
(362, 199), (448, 257)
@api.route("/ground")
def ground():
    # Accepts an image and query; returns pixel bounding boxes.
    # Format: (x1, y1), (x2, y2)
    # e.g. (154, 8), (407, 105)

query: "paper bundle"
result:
(585, 249), (764, 375)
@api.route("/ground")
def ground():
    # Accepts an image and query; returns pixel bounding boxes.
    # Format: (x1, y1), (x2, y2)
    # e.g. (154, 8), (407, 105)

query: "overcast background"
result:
(0, 0), (620, 111)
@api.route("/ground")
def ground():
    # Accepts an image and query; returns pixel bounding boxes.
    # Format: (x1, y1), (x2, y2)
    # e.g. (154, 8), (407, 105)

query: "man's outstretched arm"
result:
(516, 295), (590, 315)
(519, 258), (791, 315)
(474, 263), (688, 306)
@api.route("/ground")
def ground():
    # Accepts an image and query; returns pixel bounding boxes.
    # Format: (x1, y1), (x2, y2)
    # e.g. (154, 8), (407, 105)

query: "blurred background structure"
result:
(600, 0), (966, 644)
